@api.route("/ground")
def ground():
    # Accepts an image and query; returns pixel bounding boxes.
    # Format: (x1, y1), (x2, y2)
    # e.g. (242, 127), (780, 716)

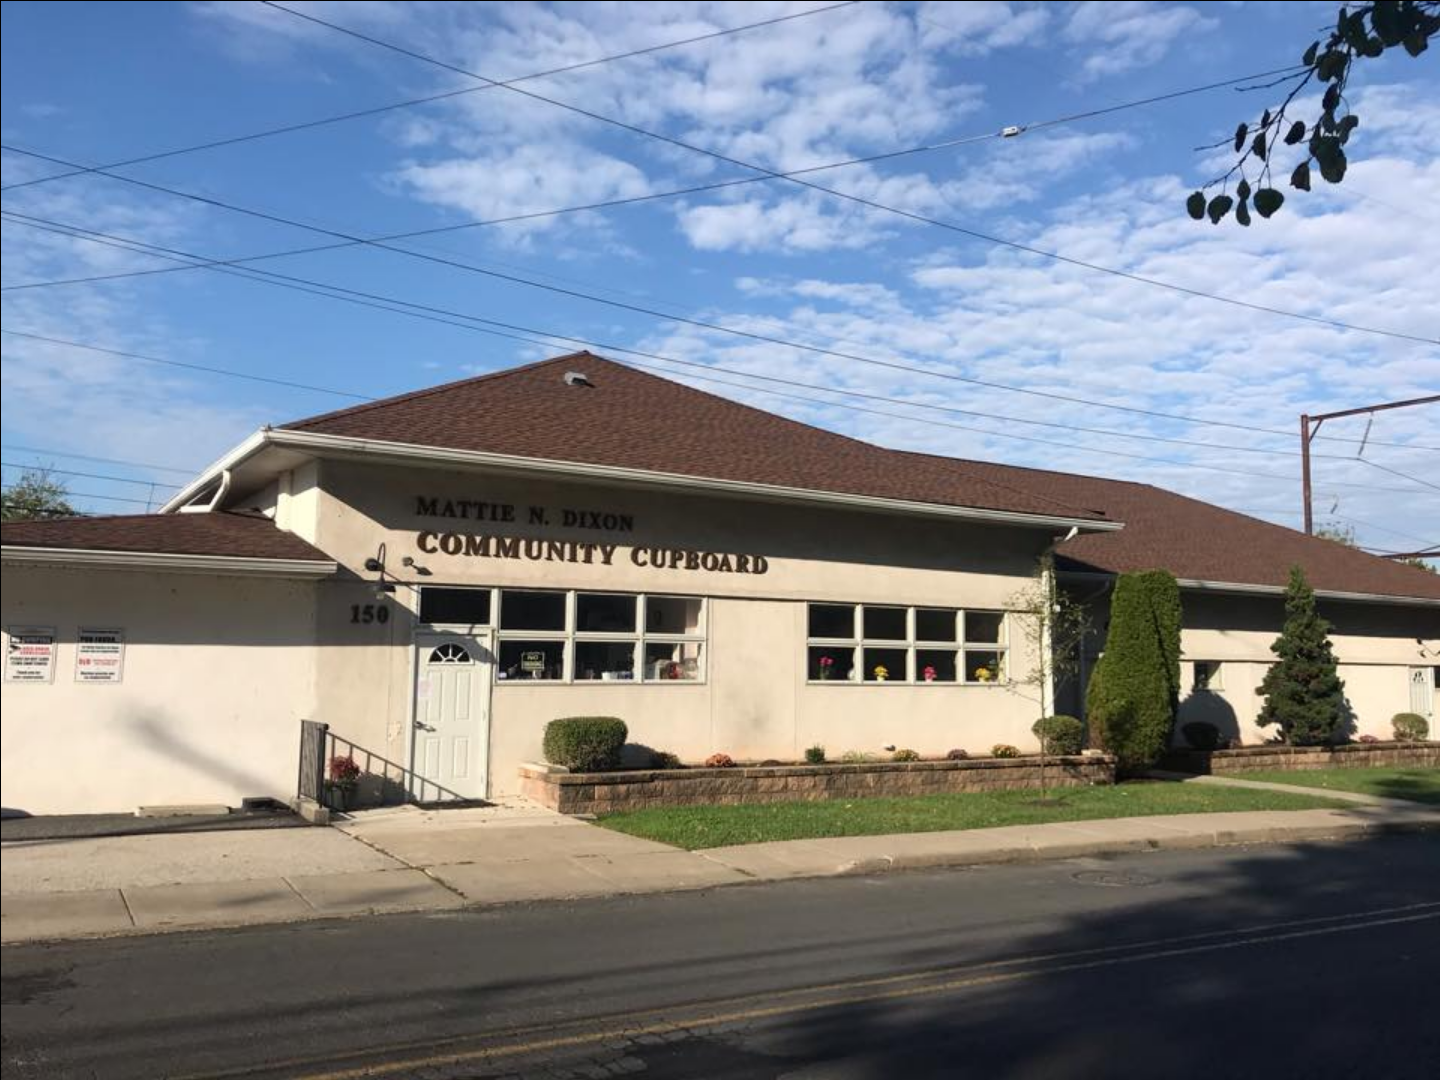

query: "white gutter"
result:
(1, 546), (337, 579)
(1058, 568), (1440, 608)
(165, 427), (1123, 533)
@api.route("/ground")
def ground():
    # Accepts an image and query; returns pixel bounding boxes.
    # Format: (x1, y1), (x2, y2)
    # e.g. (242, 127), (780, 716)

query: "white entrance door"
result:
(413, 631), (493, 800)
(1410, 666), (1435, 720)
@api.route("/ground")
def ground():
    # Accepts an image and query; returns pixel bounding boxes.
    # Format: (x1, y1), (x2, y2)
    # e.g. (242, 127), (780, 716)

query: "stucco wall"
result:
(1, 565), (318, 814)
(1065, 583), (1438, 745)
(293, 460), (1064, 794)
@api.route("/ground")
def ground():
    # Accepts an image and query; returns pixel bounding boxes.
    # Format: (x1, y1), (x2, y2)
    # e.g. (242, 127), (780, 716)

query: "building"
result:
(3, 354), (1436, 814)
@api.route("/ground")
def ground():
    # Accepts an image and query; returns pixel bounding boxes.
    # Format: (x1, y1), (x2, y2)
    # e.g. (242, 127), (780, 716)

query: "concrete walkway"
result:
(1146, 769), (1430, 809)
(4, 798), (1436, 945)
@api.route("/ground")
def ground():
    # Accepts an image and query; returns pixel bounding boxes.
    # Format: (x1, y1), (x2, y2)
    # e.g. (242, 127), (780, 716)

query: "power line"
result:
(5, 176), (1435, 458)
(0, 461), (182, 489)
(258, 1), (1435, 346)
(0, 443), (196, 476)
(1350, 456), (1440, 493)
(9, 216), (1440, 482)
(0, 2), (860, 193)
(1, 487), (152, 506)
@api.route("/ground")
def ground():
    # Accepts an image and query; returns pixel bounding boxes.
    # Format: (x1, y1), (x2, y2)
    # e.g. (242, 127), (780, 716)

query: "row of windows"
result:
(806, 603), (1009, 684)
(420, 588), (704, 683)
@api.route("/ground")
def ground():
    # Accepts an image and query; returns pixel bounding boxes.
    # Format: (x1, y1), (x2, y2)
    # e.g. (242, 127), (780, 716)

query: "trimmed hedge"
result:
(1032, 715), (1084, 756)
(1086, 569), (1182, 772)
(1393, 712), (1430, 742)
(542, 716), (628, 772)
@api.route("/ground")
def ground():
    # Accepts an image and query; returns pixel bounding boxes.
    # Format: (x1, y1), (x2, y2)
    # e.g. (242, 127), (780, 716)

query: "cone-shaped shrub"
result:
(1086, 570), (1181, 771)
(1256, 567), (1346, 745)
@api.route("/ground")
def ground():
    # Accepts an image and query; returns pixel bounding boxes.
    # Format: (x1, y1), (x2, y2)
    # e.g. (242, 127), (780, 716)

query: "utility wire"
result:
(4, 167), (1435, 456)
(9, 216), (1440, 476)
(257, 1), (1434, 346)
(0, 2), (859, 193)
(0, 461), (181, 489)
(0, 442), (196, 476)
(1350, 456), (1440, 493)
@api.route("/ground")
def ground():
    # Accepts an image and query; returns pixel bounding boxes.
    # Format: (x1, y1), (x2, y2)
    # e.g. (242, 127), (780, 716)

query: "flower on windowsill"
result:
(974, 666), (993, 683)
(818, 655), (834, 680)
(922, 665), (937, 682)
(873, 664), (889, 682)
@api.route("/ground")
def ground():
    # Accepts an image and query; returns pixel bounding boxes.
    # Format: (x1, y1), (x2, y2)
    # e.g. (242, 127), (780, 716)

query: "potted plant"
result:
(817, 655), (835, 681)
(922, 664), (937, 683)
(326, 753), (361, 810)
(873, 663), (890, 682)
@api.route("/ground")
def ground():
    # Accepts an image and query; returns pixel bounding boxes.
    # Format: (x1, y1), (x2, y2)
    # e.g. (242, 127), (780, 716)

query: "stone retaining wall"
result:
(519, 754), (1116, 815)
(1161, 742), (1439, 775)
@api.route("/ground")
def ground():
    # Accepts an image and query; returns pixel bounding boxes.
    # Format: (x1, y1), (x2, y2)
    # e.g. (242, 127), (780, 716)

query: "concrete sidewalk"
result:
(4, 798), (1436, 945)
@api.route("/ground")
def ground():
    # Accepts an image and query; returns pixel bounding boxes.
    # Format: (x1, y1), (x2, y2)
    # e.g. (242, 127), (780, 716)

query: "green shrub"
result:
(1086, 569), (1182, 772)
(542, 717), (628, 772)
(1392, 712), (1430, 742)
(804, 744), (827, 764)
(1180, 721), (1221, 751)
(946, 748), (969, 760)
(651, 750), (683, 770)
(1256, 567), (1347, 746)
(892, 748), (921, 762)
(1032, 715), (1084, 756)
(840, 750), (877, 763)
(991, 744), (1021, 758)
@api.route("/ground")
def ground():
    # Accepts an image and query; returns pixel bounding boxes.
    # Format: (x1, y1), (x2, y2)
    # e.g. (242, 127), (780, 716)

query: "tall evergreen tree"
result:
(1086, 570), (1182, 772)
(1256, 566), (1348, 745)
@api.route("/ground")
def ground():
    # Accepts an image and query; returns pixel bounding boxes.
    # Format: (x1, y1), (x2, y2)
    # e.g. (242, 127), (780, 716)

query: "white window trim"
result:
(1192, 659), (1224, 692)
(806, 603), (1009, 686)
(458, 587), (708, 686)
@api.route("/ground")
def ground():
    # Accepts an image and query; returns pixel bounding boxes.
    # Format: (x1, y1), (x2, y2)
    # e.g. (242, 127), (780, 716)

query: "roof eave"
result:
(1058, 568), (1440, 608)
(260, 428), (1122, 532)
(1, 545), (337, 579)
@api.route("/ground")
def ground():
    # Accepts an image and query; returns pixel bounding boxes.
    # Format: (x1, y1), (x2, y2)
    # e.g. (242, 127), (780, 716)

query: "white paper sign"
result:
(75, 627), (125, 684)
(5, 627), (56, 683)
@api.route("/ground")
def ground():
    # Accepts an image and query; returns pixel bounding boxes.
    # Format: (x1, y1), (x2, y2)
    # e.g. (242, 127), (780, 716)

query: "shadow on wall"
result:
(124, 708), (283, 800)
(1175, 691), (1239, 748)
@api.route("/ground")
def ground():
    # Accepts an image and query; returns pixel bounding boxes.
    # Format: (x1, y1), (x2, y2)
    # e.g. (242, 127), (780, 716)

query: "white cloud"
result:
(1064, 1), (1218, 82)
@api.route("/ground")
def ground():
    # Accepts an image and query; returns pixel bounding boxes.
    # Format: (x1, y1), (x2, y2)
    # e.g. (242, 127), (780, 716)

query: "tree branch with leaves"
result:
(1187, 0), (1438, 226)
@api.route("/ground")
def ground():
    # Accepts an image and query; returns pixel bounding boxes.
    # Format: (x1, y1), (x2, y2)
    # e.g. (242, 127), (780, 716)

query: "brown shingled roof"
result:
(904, 452), (1440, 603)
(1, 511), (334, 563)
(280, 353), (1110, 524)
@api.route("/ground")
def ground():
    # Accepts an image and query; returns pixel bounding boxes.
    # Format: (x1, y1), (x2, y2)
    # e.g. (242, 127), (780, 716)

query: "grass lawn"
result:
(595, 781), (1347, 849)
(1226, 766), (1440, 806)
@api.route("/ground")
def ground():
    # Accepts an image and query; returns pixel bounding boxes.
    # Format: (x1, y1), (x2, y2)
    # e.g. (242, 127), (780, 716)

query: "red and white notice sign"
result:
(5, 627), (56, 683)
(75, 627), (125, 684)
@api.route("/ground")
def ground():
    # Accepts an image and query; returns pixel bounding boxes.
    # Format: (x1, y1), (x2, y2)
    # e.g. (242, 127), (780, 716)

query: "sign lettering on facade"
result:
(75, 628), (125, 684)
(5, 627), (57, 684)
(415, 496), (636, 533)
(414, 532), (769, 576)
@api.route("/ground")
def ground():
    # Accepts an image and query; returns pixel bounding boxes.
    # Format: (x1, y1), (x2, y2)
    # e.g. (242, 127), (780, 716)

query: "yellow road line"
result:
(275, 907), (1438, 1080)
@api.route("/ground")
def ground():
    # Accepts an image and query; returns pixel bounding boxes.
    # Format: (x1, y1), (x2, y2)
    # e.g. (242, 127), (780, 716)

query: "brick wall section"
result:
(519, 755), (1116, 815)
(1161, 742), (1439, 775)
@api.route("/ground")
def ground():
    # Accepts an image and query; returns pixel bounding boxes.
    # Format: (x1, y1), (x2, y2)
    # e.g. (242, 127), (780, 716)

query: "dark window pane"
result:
(966, 611), (1004, 644)
(644, 641), (702, 681)
(646, 595), (703, 635)
(915, 608), (957, 642)
(808, 604), (855, 639)
(576, 593), (636, 633)
(574, 641), (635, 681)
(965, 649), (1005, 684)
(863, 607), (907, 641)
(419, 587), (491, 625)
(863, 647), (908, 682)
(916, 648), (957, 683)
(497, 639), (564, 681)
(808, 646), (855, 682)
(500, 590), (566, 631)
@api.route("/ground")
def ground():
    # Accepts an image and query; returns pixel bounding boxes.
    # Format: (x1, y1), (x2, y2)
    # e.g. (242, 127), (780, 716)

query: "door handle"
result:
(414, 721), (436, 732)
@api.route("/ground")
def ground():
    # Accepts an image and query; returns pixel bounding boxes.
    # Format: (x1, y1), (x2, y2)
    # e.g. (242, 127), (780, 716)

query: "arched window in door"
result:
(428, 643), (473, 665)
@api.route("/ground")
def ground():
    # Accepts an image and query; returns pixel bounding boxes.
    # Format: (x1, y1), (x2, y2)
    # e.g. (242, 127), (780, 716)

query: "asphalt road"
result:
(3, 833), (1438, 1080)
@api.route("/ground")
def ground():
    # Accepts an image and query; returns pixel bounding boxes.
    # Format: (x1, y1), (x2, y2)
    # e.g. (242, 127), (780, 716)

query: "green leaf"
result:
(1303, 40), (1320, 65)
(1338, 113), (1360, 144)
(1284, 120), (1307, 145)
(1236, 178), (1251, 201)
(1233, 123), (1248, 152)
(1373, 1), (1403, 45)
(1260, 108), (1272, 128)
(1291, 161), (1312, 191)
(1402, 31), (1428, 57)
(1323, 84), (1341, 112)
(1360, 35), (1385, 57)
(1317, 50), (1348, 80)
(1253, 188), (1285, 218)
(1186, 191), (1207, 220)
(1235, 198), (1252, 227)
(1252, 131), (1267, 161)
(1206, 194), (1234, 224)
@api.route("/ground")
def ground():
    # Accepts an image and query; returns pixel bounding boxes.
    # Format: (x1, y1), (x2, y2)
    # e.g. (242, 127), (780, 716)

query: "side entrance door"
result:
(412, 630), (493, 800)
(1410, 666), (1435, 721)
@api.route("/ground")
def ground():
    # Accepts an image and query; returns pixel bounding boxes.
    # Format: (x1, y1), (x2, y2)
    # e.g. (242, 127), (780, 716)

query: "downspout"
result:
(178, 469), (232, 514)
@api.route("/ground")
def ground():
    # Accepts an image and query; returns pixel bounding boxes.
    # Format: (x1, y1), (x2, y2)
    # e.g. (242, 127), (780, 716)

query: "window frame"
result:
(805, 603), (1009, 685)
(1192, 659), (1223, 692)
(419, 586), (706, 685)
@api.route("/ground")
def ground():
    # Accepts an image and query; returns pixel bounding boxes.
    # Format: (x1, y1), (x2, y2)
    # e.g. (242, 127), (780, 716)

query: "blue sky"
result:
(2, 1), (1436, 557)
